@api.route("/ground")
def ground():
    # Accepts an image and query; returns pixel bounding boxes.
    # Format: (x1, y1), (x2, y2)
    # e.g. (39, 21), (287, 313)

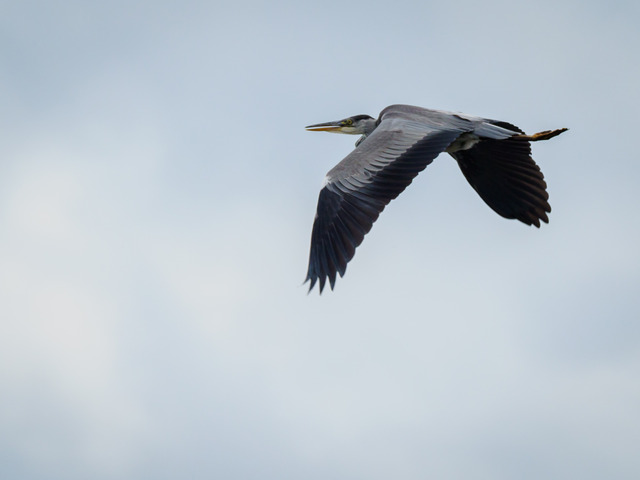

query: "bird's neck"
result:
(354, 118), (377, 147)
(361, 117), (378, 136)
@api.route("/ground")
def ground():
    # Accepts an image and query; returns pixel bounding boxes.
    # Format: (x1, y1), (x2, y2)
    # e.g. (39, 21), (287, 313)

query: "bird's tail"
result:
(514, 128), (568, 142)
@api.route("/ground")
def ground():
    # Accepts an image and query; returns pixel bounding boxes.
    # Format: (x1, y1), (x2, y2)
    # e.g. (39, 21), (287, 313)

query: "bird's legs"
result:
(514, 128), (568, 142)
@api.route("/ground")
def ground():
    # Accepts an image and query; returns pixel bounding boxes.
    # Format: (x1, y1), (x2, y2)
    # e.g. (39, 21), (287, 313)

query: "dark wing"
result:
(449, 121), (551, 227)
(305, 115), (465, 293)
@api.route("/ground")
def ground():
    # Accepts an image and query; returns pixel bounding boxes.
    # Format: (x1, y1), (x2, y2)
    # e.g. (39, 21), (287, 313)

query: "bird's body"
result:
(305, 104), (567, 293)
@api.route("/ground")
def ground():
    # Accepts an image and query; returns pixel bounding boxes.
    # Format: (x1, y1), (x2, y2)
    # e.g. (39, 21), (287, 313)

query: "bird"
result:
(304, 104), (567, 293)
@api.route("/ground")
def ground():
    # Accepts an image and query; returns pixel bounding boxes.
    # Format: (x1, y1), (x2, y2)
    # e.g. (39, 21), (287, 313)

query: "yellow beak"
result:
(305, 121), (343, 132)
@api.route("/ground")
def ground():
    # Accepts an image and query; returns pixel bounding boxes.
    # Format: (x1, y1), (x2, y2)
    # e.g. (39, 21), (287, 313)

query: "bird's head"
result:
(306, 114), (376, 136)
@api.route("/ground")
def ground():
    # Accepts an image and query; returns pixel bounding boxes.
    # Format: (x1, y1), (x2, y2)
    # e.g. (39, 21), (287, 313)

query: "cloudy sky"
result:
(1, 1), (639, 479)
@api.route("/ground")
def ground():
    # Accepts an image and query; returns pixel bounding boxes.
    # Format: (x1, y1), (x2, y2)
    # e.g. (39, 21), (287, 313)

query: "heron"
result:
(305, 104), (567, 293)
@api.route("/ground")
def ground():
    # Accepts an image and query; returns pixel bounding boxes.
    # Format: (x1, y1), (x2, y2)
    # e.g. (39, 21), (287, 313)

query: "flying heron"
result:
(305, 104), (567, 293)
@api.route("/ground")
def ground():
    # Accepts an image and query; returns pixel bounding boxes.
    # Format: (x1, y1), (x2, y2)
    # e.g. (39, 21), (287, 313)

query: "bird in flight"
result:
(305, 104), (567, 293)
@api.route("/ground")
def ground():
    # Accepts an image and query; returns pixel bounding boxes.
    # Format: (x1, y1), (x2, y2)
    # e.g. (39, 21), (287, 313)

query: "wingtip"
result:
(304, 272), (339, 295)
(304, 273), (325, 295)
(303, 274), (316, 294)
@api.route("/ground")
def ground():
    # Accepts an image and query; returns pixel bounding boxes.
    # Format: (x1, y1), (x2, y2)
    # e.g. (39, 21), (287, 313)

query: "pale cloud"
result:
(1, 1), (639, 479)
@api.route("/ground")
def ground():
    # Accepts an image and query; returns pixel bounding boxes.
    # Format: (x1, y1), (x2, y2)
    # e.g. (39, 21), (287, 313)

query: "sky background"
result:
(1, 1), (639, 479)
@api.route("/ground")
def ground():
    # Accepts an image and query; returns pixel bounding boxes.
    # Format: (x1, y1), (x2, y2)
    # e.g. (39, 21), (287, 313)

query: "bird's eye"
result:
(344, 118), (353, 126)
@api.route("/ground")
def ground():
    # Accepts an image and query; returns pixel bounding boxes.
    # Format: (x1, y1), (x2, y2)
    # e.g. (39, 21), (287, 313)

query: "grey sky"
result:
(1, 1), (639, 479)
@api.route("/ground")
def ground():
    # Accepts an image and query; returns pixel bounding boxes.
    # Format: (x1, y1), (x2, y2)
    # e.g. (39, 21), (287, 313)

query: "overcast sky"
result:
(1, 1), (639, 479)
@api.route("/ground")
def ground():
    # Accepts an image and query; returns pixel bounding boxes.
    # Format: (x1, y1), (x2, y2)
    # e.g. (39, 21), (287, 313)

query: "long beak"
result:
(305, 121), (342, 132)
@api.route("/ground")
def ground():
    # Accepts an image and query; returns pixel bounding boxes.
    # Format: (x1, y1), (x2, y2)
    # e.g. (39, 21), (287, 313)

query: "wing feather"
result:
(306, 117), (464, 292)
(450, 130), (551, 227)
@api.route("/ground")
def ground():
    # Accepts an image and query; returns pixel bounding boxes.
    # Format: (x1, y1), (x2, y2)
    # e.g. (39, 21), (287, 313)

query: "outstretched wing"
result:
(305, 111), (466, 293)
(450, 121), (551, 227)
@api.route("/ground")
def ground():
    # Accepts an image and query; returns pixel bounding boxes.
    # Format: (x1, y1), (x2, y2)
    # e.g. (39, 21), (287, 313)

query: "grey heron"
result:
(305, 104), (567, 293)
